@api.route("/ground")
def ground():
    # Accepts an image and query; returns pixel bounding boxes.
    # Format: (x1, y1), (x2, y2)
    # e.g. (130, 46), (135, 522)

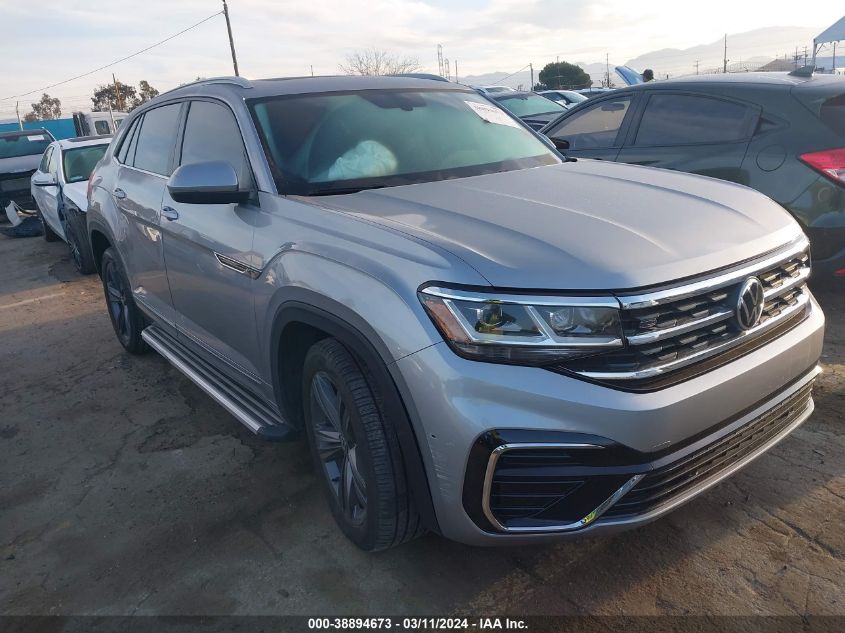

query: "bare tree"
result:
(339, 48), (421, 76)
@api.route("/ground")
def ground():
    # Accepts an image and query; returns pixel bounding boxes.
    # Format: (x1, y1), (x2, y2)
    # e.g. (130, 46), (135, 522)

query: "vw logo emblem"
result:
(735, 277), (765, 331)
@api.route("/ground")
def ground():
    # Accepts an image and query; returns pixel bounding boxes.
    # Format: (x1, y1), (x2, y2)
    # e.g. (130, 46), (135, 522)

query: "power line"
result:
(0, 11), (223, 102)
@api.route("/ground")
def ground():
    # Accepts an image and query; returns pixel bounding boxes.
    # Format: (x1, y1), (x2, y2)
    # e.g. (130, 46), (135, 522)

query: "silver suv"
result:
(87, 76), (824, 550)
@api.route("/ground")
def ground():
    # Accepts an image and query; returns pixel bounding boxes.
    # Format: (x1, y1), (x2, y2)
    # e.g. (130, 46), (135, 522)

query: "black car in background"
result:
(0, 129), (55, 210)
(490, 91), (566, 130)
(540, 72), (845, 279)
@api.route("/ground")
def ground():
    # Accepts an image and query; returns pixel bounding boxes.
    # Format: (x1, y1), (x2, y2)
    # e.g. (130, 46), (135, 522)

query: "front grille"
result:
(601, 380), (814, 520)
(0, 172), (34, 193)
(556, 240), (811, 386)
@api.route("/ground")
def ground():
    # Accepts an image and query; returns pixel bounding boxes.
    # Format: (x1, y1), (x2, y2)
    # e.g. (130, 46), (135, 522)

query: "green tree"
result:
(91, 80), (136, 112)
(26, 93), (62, 120)
(538, 62), (591, 90)
(131, 80), (160, 110)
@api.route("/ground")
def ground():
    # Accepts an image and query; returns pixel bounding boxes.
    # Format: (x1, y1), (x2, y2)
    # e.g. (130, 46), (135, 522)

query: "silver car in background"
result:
(86, 76), (824, 550)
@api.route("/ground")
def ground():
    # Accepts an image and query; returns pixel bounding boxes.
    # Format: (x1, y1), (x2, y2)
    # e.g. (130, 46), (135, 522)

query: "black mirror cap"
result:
(549, 137), (570, 151)
(167, 160), (249, 205)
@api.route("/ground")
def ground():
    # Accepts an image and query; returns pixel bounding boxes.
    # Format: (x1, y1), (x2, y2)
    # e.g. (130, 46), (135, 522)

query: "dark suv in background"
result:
(0, 128), (55, 210)
(541, 72), (845, 280)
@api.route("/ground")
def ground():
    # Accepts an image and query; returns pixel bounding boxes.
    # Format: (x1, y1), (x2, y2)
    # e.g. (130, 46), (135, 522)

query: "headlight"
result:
(418, 286), (623, 365)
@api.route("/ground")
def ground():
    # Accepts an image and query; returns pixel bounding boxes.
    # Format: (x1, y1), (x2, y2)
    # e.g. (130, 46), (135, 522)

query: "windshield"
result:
(0, 132), (52, 160)
(63, 144), (109, 183)
(249, 89), (560, 195)
(496, 94), (566, 117)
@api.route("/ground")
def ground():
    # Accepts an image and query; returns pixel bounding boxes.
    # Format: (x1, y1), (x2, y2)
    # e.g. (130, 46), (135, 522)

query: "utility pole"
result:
(605, 53), (610, 87)
(112, 73), (123, 111)
(222, 0), (240, 77)
(723, 34), (728, 73)
(310, 65), (314, 77)
(530, 63), (534, 90)
(794, 46), (800, 69)
(454, 59), (458, 83)
(15, 102), (22, 130)
(834, 42), (837, 73)
(694, 60), (700, 74)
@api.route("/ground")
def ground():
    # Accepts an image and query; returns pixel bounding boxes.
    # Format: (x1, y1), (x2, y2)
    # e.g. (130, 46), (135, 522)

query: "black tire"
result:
(100, 248), (148, 354)
(62, 208), (96, 274)
(302, 338), (423, 551)
(37, 205), (59, 242)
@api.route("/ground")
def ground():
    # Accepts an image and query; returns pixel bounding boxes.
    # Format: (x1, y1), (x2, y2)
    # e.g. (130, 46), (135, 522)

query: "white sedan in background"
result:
(31, 136), (110, 274)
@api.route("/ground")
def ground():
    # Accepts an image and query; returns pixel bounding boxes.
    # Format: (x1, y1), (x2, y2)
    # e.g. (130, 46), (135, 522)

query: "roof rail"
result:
(157, 76), (252, 98)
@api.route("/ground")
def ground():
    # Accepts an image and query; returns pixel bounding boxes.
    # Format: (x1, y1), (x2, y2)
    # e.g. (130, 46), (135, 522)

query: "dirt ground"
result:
(0, 234), (843, 617)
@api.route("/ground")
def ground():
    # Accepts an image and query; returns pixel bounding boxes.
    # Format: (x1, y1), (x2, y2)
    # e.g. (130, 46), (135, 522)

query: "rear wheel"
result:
(302, 338), (422, 550)
(100, 248), (147, 354)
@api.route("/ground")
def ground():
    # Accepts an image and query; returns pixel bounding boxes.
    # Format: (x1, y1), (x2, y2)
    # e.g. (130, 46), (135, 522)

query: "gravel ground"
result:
(0, 235), (843, 617)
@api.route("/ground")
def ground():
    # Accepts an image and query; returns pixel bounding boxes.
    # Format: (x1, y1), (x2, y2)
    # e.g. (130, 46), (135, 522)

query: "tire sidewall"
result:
(302, 344), (383, 550)
(100, 248), (145, 352)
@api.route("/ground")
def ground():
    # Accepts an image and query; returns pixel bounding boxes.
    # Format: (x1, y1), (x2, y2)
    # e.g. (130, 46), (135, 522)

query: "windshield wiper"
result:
(302, 183), (389, 196)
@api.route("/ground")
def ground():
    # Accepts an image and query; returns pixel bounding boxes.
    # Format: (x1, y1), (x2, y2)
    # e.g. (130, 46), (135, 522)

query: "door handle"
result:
(113, 188), (127, 200)
(161, 206), (179, 221)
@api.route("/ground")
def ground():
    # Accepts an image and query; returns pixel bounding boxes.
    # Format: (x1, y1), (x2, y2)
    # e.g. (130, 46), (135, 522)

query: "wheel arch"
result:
(88, 219), (114, 275)
(271, 294), (440, 533)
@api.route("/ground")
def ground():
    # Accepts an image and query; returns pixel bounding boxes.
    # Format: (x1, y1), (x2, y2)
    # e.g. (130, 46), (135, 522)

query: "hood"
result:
(0, 154), (42, 175)
(311, 161), (802, 290)
(62, 181), (89, 211)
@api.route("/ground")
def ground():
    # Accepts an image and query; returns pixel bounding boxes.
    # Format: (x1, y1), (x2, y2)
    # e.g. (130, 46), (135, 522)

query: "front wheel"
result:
(63, 208), (96, 274)
(100, 248), (147, 354)
(37, 206), (59, 242)
(302, 338), (423, 551)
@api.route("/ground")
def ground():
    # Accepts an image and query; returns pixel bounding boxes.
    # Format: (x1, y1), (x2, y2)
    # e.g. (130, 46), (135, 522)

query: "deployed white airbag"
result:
(326, 140), (398, 181)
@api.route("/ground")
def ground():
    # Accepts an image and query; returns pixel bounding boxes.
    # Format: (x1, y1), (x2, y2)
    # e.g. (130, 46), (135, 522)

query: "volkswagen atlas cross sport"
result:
(86, 76), (824, 550)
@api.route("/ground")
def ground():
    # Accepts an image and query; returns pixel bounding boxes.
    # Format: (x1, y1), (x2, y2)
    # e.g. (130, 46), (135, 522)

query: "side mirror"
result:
(167, 161), (249, 205)
(32, 175), (57, 187)
(547, 137), (570, 151)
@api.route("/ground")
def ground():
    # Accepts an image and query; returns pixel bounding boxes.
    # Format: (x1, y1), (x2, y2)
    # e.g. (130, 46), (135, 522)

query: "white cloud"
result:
(0, 0), (841, 118)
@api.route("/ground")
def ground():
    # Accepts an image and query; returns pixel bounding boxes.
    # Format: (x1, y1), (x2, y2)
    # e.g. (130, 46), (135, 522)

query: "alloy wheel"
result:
(310, 371), (368, 526)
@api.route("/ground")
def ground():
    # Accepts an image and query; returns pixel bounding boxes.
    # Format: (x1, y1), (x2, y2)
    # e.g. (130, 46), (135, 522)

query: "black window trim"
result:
(39, 145), (54, 172)
(623, 89), (761, 149)
(121, 100), (186, 178)
(546, 91), (640, 151)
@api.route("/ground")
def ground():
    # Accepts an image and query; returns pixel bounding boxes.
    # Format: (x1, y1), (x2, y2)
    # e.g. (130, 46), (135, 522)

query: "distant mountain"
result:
(460, 25), (823, 90)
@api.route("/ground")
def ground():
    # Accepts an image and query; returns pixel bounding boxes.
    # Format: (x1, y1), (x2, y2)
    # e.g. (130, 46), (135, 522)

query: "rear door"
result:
(542, 93), (638, 161)
(159, 98), (263, 385)
(111, 102), (184, 331)
(616, 92), (759, 184)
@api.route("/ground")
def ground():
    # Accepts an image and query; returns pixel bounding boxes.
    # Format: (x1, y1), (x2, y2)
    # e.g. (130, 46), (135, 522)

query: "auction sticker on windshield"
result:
(464, 101), (521, 128)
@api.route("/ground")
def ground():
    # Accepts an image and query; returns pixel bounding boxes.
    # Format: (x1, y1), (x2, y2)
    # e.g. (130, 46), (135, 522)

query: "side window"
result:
(132, 103), (182, 175)
(546, 96), (633, 149)
(48, 146), (61, 175)
(116, 118), (140, 164)
(39, 146), (53, 172)
(94, 120), (111, 135)
(635, 94), (752, 146)
(180, 100), (251, 187)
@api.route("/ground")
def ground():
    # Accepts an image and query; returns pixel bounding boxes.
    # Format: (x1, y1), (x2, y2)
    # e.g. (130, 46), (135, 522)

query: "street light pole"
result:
(222, 0), (240, 77)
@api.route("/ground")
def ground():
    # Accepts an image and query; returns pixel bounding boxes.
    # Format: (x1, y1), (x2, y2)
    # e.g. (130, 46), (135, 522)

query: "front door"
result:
(35, 145), (64, 238)
(542, 93), (637, 161)
(159, 99), (263, 385)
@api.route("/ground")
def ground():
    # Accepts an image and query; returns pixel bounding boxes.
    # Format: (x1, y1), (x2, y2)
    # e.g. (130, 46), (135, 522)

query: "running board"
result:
(141, 325), (297, 441)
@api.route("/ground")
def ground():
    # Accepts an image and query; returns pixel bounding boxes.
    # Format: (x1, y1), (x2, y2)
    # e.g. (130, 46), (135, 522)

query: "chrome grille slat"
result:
(559, 238), (812, 383)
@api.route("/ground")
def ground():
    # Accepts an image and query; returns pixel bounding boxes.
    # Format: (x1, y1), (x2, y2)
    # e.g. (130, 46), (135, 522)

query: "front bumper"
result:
(394, 295), (824, 545)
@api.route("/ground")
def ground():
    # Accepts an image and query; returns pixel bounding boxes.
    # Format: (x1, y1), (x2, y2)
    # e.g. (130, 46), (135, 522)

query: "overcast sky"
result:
(1, 0), (842, 118)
